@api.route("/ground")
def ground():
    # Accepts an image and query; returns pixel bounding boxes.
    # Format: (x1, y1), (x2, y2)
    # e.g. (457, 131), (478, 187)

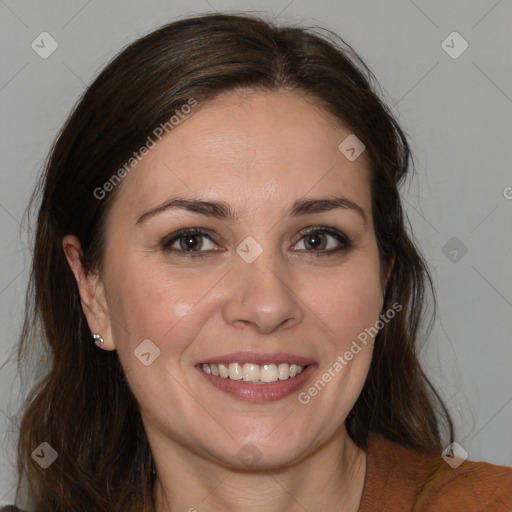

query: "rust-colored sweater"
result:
(3, 435), (511, 511)
(359, 435), (512, 511)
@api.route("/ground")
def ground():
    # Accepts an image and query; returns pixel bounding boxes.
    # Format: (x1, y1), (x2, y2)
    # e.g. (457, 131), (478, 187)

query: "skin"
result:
(64, 89), (391, 512)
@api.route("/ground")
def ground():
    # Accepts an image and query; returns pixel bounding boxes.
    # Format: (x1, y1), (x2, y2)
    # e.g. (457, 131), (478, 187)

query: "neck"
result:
(152, 427), (367, 512)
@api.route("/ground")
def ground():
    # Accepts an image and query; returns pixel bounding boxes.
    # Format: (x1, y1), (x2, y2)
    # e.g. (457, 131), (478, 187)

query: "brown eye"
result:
(161, 228), (218, 256)
(303, 232), (328, 250)
(293, 227), (351, 254)
(179, 234), (205, 251)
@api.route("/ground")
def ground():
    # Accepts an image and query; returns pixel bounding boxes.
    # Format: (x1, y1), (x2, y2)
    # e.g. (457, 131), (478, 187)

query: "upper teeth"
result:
(201, 362), (306, 383)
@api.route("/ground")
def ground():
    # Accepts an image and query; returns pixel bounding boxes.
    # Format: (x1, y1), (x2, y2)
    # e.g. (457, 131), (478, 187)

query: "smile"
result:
(201, 362), (307, 383)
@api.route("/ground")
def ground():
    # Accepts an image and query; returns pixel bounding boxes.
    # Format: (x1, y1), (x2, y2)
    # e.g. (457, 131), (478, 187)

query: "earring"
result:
(93, 333), (104, 346)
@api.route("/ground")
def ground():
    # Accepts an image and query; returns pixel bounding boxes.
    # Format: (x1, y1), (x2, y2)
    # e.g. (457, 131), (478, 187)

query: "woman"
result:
(7, 12), (512, 512)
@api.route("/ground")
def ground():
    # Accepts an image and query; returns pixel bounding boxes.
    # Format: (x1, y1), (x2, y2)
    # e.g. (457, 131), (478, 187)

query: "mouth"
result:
(196, 353), (316, 402)
(200, 362), (307, 383)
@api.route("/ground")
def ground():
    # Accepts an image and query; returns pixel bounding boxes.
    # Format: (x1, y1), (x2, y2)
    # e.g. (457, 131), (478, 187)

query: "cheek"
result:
(104, 260), (216, 415)
(308, 258), (384, 346)
(104, 256), (216, 360)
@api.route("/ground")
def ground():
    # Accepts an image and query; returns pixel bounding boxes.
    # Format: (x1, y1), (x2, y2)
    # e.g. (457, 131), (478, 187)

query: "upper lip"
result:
(197, 352), (315, 366)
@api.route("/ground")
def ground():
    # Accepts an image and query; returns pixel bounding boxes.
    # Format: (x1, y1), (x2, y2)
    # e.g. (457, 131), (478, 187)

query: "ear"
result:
(380, 254), (395, 294)
(62, 235), (116, 351)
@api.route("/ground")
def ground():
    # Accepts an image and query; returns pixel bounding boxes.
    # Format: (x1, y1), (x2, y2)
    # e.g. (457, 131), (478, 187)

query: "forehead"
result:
(108, 89), (372, 222)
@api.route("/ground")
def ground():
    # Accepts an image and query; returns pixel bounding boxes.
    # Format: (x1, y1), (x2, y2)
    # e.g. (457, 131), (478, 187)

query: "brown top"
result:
(3, 436), (511, 511)
(359, 435), (512, 511)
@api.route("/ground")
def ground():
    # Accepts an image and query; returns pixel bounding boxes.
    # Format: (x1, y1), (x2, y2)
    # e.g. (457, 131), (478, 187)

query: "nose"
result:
(221, 253), (304, 335)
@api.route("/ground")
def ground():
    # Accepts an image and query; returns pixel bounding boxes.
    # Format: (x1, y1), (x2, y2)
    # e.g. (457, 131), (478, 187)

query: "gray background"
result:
(1, 0), (511, 504)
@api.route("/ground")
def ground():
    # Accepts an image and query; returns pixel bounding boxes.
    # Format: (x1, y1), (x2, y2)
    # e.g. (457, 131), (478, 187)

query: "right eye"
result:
(160, 228), (220, 257)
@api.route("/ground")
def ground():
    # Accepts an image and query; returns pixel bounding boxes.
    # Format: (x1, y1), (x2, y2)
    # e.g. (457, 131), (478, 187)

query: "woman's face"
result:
(84, 90), (387, 468)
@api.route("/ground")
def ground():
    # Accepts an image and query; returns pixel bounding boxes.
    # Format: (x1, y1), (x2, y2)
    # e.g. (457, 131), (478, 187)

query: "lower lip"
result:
(197, 365), (316, 402)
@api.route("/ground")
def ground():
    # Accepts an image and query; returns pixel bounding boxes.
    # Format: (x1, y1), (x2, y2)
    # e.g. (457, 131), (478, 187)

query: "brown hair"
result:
(15, 12), (453, 511)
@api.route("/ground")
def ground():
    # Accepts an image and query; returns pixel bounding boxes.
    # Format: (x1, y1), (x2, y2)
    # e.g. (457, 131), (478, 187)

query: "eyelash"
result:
(160, 227), (352, 258)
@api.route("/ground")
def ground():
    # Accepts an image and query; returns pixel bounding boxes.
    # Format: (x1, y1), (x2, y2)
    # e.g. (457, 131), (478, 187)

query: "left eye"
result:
(292, 228), (349, 252)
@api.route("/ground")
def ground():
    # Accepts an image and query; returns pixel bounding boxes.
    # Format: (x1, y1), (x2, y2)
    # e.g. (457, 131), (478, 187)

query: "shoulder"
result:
(359, 435), (512, 512)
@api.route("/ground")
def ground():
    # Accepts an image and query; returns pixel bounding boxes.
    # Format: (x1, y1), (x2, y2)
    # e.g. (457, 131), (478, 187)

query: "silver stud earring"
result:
(93, 333), (104, 346)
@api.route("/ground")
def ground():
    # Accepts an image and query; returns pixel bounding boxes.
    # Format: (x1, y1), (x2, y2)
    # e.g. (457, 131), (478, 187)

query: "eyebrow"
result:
(136, 196), (367, 225)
